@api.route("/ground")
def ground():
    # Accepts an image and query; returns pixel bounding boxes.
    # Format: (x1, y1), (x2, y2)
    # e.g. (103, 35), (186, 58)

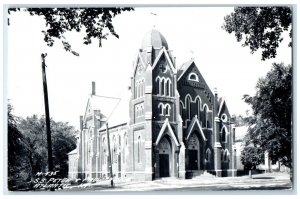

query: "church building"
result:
(68, 29), (237, 181)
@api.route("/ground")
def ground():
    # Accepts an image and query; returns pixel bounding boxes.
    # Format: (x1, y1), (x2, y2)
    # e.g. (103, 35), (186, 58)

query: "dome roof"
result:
(141, 29), (169, 50)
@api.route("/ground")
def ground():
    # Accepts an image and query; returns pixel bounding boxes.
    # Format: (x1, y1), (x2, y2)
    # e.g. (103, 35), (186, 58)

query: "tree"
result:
(222, 7), (292, 60)
(17, 115), (77, 179)
(7, 103), (31, 190)
(8, 7), (134, 56)
(241, 145), (264, 178)
(243, 63), (292, 168)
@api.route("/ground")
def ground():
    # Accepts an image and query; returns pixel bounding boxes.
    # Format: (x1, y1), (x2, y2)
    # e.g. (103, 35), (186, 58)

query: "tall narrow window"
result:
(165, 104), (171, 116)
(206, 148), (211, 162)
(224, 150), (228, 161)
(186, 96), (191, 119)
(196, 98), (201, 119)
(137, 136), (141, 163)
(221, 127), (226, 142)
(203, 105), (207, 127)
(161, 79), (165, 95)
(103, 137), (106, 164)
(141, 80), (144, 97)
(221, 149), (224, 161)
(180, 101), (183, 116)
(158, 103), (164, 116)
(155, 77), (161, 95)
(166, 80), (170, 96)
(140, 80), (143, 97)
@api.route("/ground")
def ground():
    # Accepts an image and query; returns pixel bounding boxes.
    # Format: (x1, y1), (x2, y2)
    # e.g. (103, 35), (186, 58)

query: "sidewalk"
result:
(63, 172), (292, 192)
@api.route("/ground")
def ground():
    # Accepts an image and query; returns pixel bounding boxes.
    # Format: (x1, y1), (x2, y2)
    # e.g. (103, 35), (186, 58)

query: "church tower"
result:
(129, 29), (185, 180)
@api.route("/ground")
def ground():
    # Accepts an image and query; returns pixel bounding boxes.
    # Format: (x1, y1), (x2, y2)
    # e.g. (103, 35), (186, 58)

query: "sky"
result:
(6, 6), (292, 130)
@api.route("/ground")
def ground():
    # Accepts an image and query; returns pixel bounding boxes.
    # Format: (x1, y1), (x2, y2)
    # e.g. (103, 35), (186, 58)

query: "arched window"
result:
(158, 103), (164, 116)
(196, 97), (201, 119)
(161, 78), (165, 95)
(203, 105), (207, 127)
(166, 79), (170, 96)
(155, 76), (161, 95)
(113, 135), (116, 163)
(118, 135), (121, 148)
(165, 104), (171, 116)
(188, 72), (199, 81)
(223, 150), (229, 162)
(137, 136), (141, 163)
(221, 149), (224, 161)
(103, 137), (106, 164)
(221, 127), (227, 142)
(206, 148), (211, 162)
(180, 101), (183, 116)
(186, 95), (191, 120)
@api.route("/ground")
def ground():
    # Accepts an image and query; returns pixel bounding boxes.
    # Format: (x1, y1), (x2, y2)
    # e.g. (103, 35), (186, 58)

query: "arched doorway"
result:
(187, 133), (200, 170)
(158, 136), (172, 177)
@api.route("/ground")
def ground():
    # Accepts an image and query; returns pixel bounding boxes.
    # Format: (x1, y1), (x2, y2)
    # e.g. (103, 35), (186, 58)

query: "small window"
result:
(165, 104), (171, 116)
(188, 72), (199, 81)
(158, 103), (164, 116)
(221, 114), (228, 123)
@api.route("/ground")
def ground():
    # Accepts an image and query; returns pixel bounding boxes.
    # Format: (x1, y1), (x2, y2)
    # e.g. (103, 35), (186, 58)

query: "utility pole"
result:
(106, 122), (114, 187)
(41, 53), (54, 173)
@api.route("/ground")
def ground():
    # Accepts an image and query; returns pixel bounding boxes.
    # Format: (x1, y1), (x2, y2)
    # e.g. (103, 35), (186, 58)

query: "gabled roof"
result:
(186, 115), (207, 141)
(84, 94), (120, 121)
(99, 90), (131, 131)
(133, 52), (147, 77)
(155, 118), (180, 147)
(218, 97), (230, 117)
(152, 47), (176, 74)
(177, 59), (195, 81)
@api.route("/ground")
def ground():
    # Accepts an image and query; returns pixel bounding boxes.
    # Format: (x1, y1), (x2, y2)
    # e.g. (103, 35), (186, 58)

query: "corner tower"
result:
(129, 29), (185, 180)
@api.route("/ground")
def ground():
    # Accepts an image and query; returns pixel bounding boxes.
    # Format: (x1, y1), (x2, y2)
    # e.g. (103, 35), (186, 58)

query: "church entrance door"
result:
(188, 150), (198, 170)
(159, 154), (169, 177)
(187, 133), (200, 170)
(158, 136), (172, 178)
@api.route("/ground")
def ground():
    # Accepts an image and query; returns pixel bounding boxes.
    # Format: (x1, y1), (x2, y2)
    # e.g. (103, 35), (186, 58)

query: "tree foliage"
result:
(8, 7), (134, 56)
(243, 63), (292, 168)
(17, 115), (77, 177)
(7, 112), (77, 190)
(241, 146), (264, 170)
(222, 7), (292, 60)
(7, 103), (30, 190)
